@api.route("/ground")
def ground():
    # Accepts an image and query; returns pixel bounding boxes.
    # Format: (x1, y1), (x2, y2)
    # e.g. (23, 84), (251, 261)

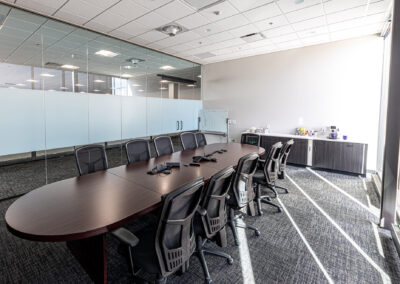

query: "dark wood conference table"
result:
(5, 143), (265, 283)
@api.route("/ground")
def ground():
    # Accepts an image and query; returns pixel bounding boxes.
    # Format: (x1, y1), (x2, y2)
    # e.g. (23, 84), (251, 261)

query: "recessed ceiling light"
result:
(160, 80), (169, 83)
(93, 89), (100, 92)
(197, 75), (201, 78)
(94, 79), (105, 83)
(26, 79), (38, 83)
(123, 65), (133, 69)
(132, 84), (141, 87)
(60, 87), (68, 90)
(187, 84), (196, 87)
(61, 64), (79, 70)
(160, 87), (167, 90)
(40, 73), (55, 77)
(16, 83), (26, 86)
(75, 83), (85, 87)
(47, 89), (55, 91)
(95, 50), (119, 57)
(121, 73), (133, 78)
(79, 91), (86, 94)
(138, 89), (144, 92)
(160, 65), (175, 70)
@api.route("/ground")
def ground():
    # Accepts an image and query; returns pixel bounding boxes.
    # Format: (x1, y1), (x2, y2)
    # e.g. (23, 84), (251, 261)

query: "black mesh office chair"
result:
(154, 136), (174, 157)
(275, 139), (294, 193)
(195, 166), (235, 283)
(180, 132), (198, 150)
(196, 132), (207, 147)
(228, 153), (260, 246)
(240, 133), (260, 146)
(74, 145), (108, 176)
(253, 142), (283, 215)
(125, 139), (151, 163)
(111, 178), (204, 284)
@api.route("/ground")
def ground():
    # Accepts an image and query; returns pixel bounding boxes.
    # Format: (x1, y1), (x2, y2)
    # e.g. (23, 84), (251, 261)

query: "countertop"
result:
(243, 132), (367, 145)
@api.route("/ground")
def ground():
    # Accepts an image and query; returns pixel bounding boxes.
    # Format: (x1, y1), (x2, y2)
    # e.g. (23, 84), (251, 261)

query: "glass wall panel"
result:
(0, 3), (201, 200)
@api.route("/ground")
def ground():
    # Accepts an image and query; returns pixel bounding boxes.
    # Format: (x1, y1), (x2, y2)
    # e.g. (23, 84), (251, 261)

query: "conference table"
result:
(5, 143), (265, 283)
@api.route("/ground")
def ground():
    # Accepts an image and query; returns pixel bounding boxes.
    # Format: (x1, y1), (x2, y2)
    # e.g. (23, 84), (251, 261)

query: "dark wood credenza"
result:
(258, 134), (368, 175)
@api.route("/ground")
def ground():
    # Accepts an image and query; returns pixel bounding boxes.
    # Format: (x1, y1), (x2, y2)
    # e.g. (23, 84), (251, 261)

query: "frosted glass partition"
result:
(0, 3), (202, 200)
(199, 109), (228, 134)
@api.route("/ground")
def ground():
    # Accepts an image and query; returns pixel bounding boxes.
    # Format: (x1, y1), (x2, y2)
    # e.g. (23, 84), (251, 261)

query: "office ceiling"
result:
(1, 0), (393, 64)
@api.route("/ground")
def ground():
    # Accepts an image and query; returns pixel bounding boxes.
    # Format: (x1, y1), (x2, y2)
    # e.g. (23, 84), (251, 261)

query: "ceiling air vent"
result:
(183, 0), (225, 11)
(156, 23), (187, 37)
(193, 52), (216, 59)
(240, 33), (265, 43)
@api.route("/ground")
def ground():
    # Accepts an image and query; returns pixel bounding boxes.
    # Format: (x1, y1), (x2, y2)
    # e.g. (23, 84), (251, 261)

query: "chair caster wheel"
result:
(227, 257), (233, 265)
(258, 211), (263, 216)
(205, 278), (212, 284)
(235, 241), (240, 246)
(255, 230), (261, 237)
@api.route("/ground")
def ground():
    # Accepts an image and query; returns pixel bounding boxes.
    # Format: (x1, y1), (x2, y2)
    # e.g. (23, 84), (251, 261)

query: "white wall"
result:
(202, 36), (384, 170)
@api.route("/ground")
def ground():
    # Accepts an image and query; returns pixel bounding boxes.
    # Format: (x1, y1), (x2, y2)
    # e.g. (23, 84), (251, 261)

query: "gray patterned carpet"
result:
(1, 142), (400, 283)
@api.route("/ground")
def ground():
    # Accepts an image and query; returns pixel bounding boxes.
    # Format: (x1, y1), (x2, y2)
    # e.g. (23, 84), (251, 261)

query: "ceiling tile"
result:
(155, 0), (195, 21)
(168, 43), (193, 52)
(155, 31), (201, 47)
(286, 4), (324, 23)
(243, 2), (282, 22)
(54, 10), (89, 25)
(323, 0), (366, 14)
(276, 0), (321, 13)
(328, 13), (385, 32)
(326, 5), (365, 24)
(55, 0), (107, 23)
(368, 0), (392, 15)
(205, 31), (235, 43)
(82, 0), (120, 9)
(192, 22), (226, 36)
(255, 15), (289, 30)
(200, 1), (238, 21)
(275, 39), (302, 49)
(131, 0), (173, 10)
(292, 16), (326, 31)
(86, 12), (129, 31)
(216, 14), (250, 30)
(129, 36), (151, 46)
(135, 11), (171, 29)
(229, 0), (274, 12)
(245, 38), (273, 48)
(229, 24), (259, 37)
(15, 0), (67, 14)
(136, 30), (168, 42)
(176, 13), (210, 29)
(297, 26), (329, 38)
(262, 25), (294, 38)
(105, 0), (149, 20)
(108, 28), (135, 40)
(115, 21), (150, 37)
(330, 23), (382, 41)
(270, 32), (298, 43)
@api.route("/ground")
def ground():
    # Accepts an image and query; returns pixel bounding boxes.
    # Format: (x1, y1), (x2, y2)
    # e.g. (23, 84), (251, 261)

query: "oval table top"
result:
(6, 143), (264, 242)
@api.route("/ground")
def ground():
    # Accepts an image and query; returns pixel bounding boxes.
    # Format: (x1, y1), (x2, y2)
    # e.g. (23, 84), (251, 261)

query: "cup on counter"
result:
(343, 135), (348, 140)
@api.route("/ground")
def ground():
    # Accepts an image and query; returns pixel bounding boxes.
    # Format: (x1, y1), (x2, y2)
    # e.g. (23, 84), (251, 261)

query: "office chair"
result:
(253, 142), (283, 215)
(74, 145), (108, 176)
(111, 178), (204, 284)
(275, 139), (294, 194)
(228, 153), (260, 246)
(240, 133), (260, 146)
(125, 139), (151, 163)
(196, 132), (207, 147)
(195, 166), (235, 283)
(180, 132), (198, 150)
(154, 136), (174, 157)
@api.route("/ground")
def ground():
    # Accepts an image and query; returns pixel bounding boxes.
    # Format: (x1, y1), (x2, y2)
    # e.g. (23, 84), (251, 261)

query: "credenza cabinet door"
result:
(312, 140), (367, 174)
(259, 136), (308, 165)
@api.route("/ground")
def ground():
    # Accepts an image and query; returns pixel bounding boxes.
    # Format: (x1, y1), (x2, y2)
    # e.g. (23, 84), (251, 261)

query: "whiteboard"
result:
(199, 109), (228, 133)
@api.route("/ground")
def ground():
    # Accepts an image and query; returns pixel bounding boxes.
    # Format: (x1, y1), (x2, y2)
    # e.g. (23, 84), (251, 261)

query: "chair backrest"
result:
(278, 139), (294, 179)
(231, 153), (259, 208)
(200, 166), (234, 239)
(195, 132), (207, 147)
(75, 145), (108, 176)
(241, 133), (260, 146)
(125, 139), (151, 163)
(180, 132), (198, 150)
(155, 177), (204, 277)
(263, 142), (283, 184)
(154, 136), (174, 157)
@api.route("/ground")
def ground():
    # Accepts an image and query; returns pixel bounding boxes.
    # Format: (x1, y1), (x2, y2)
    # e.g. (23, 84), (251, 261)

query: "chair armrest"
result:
(111, 228), (139, 247)
(197, 207), (207, 216)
